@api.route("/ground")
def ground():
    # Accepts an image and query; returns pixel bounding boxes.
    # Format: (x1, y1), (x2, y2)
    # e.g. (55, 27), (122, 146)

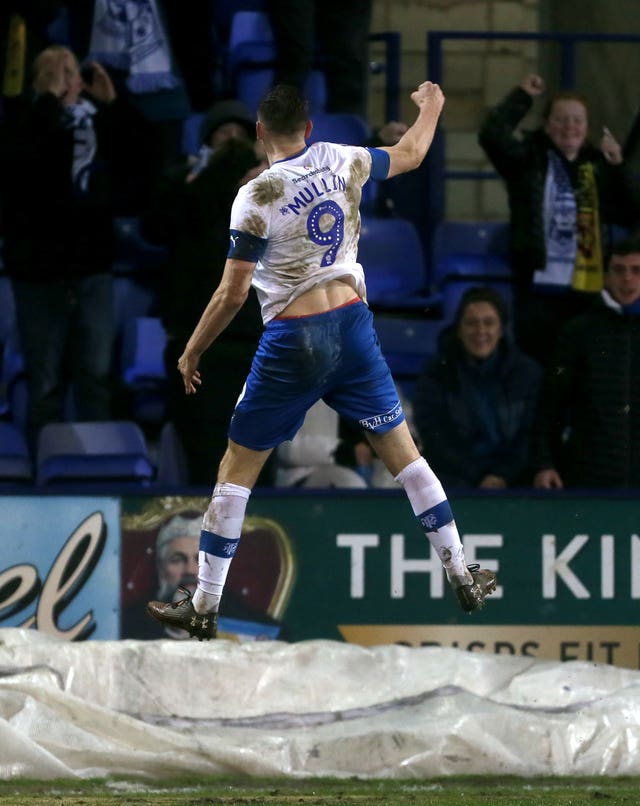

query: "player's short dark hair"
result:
(258, 83), (309, 136)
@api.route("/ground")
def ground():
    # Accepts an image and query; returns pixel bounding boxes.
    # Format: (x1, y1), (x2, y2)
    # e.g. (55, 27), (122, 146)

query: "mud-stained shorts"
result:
(228, 300), (404, 451)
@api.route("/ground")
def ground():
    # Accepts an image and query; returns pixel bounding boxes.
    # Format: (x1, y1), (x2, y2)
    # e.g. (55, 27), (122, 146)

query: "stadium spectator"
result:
(268, 0), (372, 118)
(142, 99), (269, 487)
(478, 73), (640, 365)
(0, 44), (146, 452)
(413, 287), (542, 489)
(532, 236), (640, 489)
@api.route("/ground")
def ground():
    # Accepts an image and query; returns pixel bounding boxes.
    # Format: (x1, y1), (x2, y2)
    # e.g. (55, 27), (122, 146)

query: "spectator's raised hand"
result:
(533, 468), (564, 489)
(82, 61), (116, 104)
(478, 474), (507, 489)
(600, 126), (623, 165)
(520, 74), (546, 97)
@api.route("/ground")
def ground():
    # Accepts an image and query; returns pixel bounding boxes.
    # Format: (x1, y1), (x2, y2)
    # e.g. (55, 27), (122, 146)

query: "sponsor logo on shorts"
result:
(358, 403), (403, 431)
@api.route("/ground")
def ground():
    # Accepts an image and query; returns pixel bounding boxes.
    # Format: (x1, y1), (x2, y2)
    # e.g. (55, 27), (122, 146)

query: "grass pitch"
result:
(0, 776), (638, 805)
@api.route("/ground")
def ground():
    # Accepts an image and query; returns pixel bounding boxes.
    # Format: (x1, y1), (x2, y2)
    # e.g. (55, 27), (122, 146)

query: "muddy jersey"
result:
(228, 141), (389, 323)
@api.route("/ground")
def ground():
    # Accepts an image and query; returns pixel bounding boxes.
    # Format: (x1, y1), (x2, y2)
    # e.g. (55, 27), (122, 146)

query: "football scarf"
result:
(572, 161), (604, 292)
(88, 0), (179, 93)
(63, 99), (97, 194)
(537, 150), (603, 292)
(536, 149), (578, 287)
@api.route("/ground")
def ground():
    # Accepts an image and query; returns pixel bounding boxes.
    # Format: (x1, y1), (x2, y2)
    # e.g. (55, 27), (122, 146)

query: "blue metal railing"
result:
(369, 31), (402, 123)
(427, 31), (640, 92)
(424, 30), (640, 237)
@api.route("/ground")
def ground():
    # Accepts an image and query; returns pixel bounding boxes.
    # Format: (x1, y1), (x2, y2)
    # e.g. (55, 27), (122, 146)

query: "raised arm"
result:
(379, 81), (445, 178)
(478, 77), (539, 174)
(178, 258), (255, 394)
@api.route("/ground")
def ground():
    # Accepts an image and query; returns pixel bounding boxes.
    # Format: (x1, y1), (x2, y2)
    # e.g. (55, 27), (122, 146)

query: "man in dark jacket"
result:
(142, 99), (268, 486)
(532, 236), (640, 489)
(0, 45), (147, 451)
(478, 73), (640, 365)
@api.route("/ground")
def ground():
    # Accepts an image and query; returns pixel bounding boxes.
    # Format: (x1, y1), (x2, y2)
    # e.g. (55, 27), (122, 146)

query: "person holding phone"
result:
(0, 45), (147, 451)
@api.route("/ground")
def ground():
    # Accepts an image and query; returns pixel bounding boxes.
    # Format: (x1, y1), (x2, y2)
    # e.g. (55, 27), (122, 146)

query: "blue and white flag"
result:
(88, 0), (179, 93)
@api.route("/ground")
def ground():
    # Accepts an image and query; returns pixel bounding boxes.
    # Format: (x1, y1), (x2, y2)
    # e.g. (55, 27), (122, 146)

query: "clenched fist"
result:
(520, 73), (546, 97)
(411, 81), (445, 114)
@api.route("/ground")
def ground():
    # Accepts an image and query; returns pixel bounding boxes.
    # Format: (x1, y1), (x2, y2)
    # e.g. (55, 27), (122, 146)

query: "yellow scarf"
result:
(572, 161), (604, 292)
(2, 14), (26, 98)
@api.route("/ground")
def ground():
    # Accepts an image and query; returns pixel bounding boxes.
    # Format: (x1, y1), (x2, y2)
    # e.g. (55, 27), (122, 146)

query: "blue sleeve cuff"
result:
(228, 229), (268, 262)
(366, 147), (390, 181)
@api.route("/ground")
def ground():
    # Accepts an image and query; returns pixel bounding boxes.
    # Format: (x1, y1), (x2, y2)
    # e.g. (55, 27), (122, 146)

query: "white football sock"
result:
(395, 457), (469, 579)
(193, 481), (251, 614)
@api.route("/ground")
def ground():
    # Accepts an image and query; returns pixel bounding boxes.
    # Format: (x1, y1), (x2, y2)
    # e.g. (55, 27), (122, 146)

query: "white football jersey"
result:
(229, 141), (374, 323)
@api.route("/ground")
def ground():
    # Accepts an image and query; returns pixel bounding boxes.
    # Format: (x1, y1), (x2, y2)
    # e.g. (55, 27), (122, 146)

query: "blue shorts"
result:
(228, 300), (404, 451)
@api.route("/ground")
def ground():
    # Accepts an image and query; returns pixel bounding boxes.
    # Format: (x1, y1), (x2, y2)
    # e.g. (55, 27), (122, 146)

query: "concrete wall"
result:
(369, 0), (639, 220)
(543, 1), (640, 180)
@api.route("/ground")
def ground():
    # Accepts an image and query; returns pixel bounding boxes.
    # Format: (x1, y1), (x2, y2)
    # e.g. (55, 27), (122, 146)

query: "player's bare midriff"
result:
(278, 278), (360, 318)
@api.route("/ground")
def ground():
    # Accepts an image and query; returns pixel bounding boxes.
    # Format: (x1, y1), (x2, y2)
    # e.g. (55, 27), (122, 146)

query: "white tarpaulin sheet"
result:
(0, 627), (639, 780)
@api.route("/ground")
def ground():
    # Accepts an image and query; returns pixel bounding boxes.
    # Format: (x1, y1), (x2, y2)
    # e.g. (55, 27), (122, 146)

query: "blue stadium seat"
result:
(45, 5), (70, 45)
(225, 10), (326, 115)
(303, 70), (327, 114)
(0, 329), (25, 423)
(212, 0), (268, 41)
(0, 275), (16, 346)
(5, 374), (28, 431)
(156, 421), (189, 486)
(0, 422), (33, 486)
(431, 219), (510, 260)
(433, 255), (513, 322)
(235, 67), (275, 117)
(120, 317), (168, 425)
(429, 220), (513, 323)
(234, 66), (326, 117)
(430, 220), (510, 286)
(227, 10), (276, 73)
(181, 112), (206, 156)
(225, 10), (276, 115)
(0, 276), (19, 419)
(374, 315), (443, 375)
(433, 252), (511, 283)
(36, 421), (155, 487)
(440, 278), (514, 324)
(358, 216), (440, 311)
(122, 317), (167, 387)
(360, 179), (380, 215)
(112, 276), (158, 339)
(307, 112), (370, 146)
